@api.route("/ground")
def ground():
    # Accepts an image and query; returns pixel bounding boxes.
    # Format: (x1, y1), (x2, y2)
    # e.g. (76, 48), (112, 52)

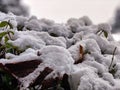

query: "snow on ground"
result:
(0, 12), (120, 90)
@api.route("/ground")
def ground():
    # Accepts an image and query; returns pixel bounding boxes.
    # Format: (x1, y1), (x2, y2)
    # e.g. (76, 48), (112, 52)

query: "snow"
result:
(39, 45), (74, 73)
(0, 12), (17, 30)
(48, 24), (73, 38)
(68, 39), (100, 62)
(98, 23), (112, 33)
(19, 45), (74, 89)
(0, 12), (120, 90)
(23, 17), (43, 31)
(0, 0), (28, 16)
(8, 31), (66, 50)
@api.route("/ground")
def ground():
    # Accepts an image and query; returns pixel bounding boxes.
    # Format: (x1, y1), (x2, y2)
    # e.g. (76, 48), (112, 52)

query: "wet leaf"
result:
(30, 67), (53, 87)
(0, 32), (8, 39)
(0, 60), (42, 78)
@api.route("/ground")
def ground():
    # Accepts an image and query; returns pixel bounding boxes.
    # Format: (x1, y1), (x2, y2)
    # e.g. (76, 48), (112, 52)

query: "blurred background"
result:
(22, 0), (119, 24)
(0, 0), (120, 41)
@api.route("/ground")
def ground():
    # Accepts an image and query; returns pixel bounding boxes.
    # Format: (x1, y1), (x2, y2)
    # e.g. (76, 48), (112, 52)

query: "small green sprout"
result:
(0, 21), (13, 29)
(96, 30), (108, 38)
(0, 21), (23, 58)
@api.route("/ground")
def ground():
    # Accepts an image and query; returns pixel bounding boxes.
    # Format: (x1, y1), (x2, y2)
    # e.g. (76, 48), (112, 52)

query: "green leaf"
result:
(4, 36), (9, 43)
(0, 21), (13, 29)
(0, 32), (8, 39)
(103, 31), (108, 38)
(5, 43), (15, 53)
(0, 21), (8, 28)
(5, 43), (13, 48)
(0, 31), (14, 42)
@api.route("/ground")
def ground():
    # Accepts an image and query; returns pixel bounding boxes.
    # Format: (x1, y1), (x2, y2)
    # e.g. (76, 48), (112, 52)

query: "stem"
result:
(6, 20), (12, 40)
(8, 32), (12, 40)
(5, 23), (9, 30)
(109, 47), (117, 70)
